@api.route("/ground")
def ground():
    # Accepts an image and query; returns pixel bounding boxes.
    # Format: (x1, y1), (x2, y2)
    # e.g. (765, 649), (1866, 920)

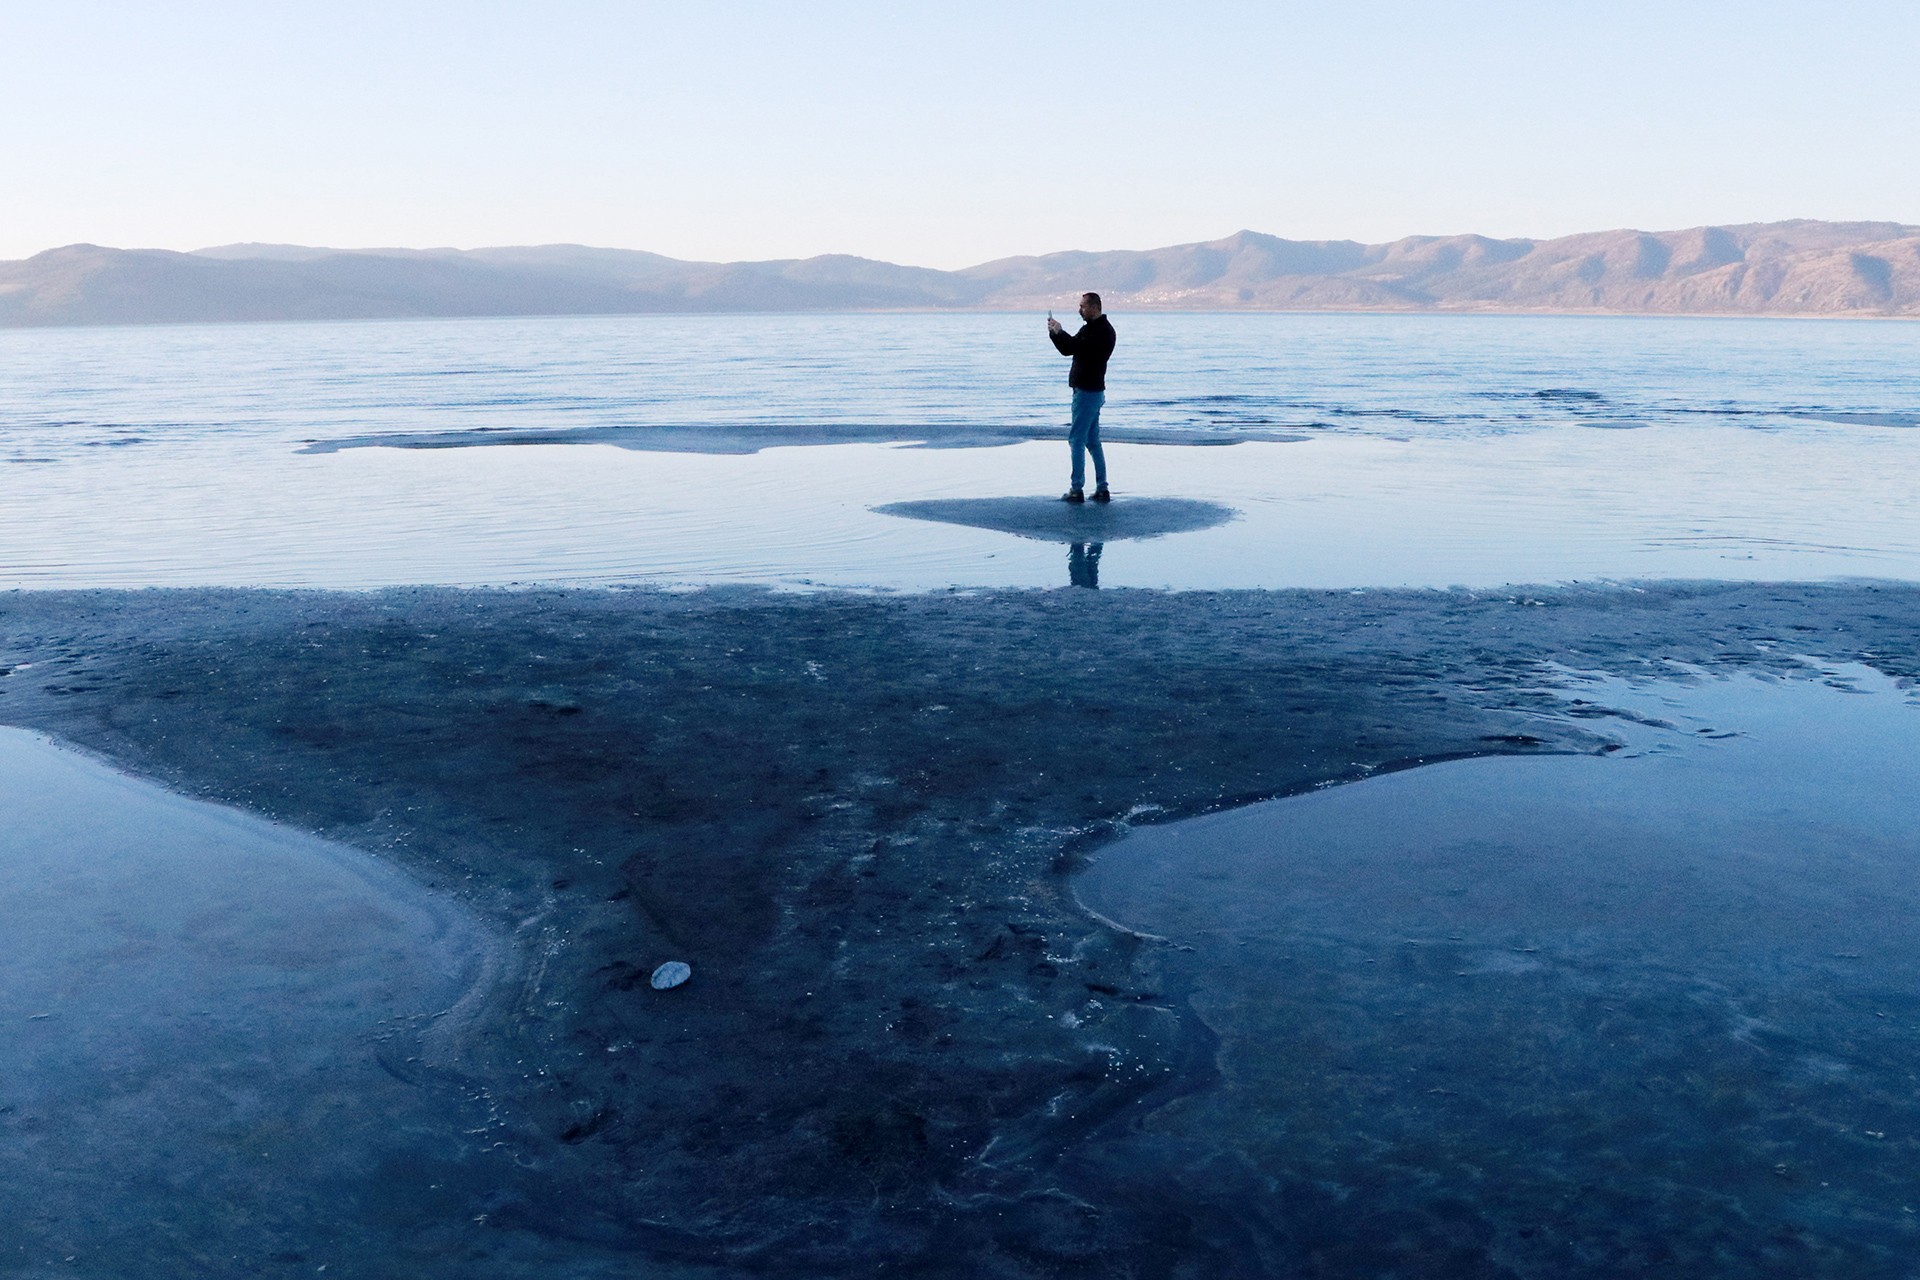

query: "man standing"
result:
(1047, 292), (1116, 503)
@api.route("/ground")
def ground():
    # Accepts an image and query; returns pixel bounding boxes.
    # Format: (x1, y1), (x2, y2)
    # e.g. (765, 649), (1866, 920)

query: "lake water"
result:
(7, 314), (1920, 1275)
(1074, 664), (1920, 1274)
(3, 311), (1918, 589)
(0, 730), (509, 1277)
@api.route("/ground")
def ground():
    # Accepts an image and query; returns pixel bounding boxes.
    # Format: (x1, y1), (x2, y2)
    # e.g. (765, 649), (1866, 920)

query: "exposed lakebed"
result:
(6, 583), (1920, 1276)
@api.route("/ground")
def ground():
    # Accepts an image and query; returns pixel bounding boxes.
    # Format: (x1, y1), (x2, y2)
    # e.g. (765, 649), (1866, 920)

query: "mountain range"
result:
(4, 220), (1918, 327)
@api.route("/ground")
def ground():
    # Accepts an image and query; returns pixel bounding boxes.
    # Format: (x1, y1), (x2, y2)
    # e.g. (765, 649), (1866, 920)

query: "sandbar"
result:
(874, 496), (1236, 543)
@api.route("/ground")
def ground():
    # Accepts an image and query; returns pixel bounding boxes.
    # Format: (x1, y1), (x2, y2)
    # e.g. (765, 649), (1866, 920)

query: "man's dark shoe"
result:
(1091, 487), (1112, 503)
(1061, 489), (1085, 503)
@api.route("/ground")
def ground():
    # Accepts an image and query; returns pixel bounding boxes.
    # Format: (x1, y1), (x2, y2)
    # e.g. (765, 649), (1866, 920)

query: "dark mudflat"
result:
(4, 582), (1920, 1276)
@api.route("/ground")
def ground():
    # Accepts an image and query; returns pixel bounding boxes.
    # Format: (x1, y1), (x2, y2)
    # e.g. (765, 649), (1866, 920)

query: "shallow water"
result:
(4, 312), (1919, 589)
(6, 311), (1920, 1275)
(1073, 665), (1920, 1275)
(0, 731), (604, 1278)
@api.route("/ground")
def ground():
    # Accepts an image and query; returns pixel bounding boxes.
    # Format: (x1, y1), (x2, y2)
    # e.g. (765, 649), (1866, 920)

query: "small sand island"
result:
(874, 496), (1237, 542)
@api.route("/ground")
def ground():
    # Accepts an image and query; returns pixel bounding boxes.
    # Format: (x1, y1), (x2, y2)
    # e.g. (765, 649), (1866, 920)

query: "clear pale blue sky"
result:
(5, 1), (1916, 266)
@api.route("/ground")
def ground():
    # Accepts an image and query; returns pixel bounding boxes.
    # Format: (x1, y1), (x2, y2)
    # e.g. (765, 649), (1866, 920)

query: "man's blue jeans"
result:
(1069, 389), (1107, 491)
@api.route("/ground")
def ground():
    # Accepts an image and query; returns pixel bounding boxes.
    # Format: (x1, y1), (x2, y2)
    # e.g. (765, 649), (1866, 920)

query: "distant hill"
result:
(4, 221), (1919, 327)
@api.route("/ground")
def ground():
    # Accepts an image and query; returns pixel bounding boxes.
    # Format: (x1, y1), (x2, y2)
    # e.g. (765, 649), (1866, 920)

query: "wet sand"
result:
(3, 581), (1918, 1276)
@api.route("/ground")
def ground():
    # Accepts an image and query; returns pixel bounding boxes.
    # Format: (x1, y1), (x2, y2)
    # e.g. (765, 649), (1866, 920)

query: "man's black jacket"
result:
(1049, 315), (1116, 392)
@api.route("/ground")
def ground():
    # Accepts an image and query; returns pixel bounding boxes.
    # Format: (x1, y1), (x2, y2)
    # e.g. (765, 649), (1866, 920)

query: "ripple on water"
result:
(3, 313), (1920, 589)
(0, 729), (534, 1274)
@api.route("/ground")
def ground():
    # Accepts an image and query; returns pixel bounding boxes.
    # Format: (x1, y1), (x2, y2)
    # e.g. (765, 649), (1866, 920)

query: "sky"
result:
(5, 1), (1918, 267)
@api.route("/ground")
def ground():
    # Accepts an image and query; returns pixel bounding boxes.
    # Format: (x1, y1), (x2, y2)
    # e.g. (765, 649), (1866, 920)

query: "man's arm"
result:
(1049, 326), (1078, 355)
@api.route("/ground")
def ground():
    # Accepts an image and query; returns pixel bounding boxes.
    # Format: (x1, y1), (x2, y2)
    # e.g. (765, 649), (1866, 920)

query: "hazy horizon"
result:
(13, 213), (1920, 272)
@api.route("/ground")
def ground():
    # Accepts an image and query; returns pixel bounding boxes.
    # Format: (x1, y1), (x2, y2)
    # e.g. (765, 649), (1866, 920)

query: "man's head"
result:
(1078, 292), (1102, 321)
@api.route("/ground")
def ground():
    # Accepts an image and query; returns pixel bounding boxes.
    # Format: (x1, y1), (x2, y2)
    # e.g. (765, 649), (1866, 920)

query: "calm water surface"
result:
(1075, 665), (1920, 1274)
(3, 311), (1918, 588)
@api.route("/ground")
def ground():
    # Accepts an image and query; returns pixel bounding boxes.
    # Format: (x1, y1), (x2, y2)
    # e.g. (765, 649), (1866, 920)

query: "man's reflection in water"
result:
(1068, 542), (1103, 589)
